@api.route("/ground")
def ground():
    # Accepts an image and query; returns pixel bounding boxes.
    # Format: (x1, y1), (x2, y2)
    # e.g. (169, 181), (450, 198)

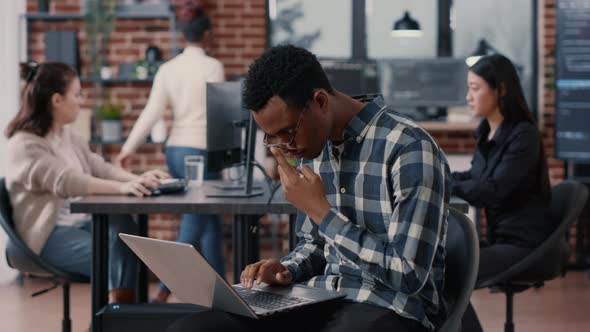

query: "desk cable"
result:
(230, 160), (274, 194)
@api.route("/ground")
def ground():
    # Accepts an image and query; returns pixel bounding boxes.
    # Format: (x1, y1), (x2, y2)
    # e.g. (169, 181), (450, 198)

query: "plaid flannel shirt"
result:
(280, 96), (451, 331)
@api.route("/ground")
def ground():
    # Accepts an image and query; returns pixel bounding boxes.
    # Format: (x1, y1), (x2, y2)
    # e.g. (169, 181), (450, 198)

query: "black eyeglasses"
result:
(263, 106), (308, 149)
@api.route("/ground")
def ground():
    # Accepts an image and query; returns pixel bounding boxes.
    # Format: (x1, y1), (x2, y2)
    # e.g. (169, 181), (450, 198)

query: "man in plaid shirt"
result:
(168, 45), (450, 332)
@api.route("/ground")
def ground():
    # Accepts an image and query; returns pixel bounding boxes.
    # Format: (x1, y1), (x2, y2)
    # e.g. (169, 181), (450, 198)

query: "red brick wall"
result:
(430, 131), (476, 155)
(27, 0), (81, 13)
(25, 0), (267, 241)
(542, 0), (564, 184)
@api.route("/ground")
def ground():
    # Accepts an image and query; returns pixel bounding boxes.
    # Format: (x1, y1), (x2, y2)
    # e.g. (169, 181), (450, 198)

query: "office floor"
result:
(0, 271), (589, 332)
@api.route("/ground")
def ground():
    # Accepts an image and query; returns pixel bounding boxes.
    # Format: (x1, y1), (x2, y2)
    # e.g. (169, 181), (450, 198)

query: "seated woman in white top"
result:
(5, 61), (169, 303)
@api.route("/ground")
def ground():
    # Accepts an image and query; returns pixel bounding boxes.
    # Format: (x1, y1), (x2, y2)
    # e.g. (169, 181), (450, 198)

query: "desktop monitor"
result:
(205, 82), (263, 198)
(377, 58), (468, 107)
(320, 59), (380, 96)
(206, 82), (244, 173)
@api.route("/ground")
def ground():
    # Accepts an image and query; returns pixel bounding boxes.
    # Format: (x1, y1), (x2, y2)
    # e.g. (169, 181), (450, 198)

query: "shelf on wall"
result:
(25, 13), (83, 21)
(25, 12), (172, 21)
(89, 138), (126, 145)
(81, 77), (154, 84)
(115, 12), (172, 20)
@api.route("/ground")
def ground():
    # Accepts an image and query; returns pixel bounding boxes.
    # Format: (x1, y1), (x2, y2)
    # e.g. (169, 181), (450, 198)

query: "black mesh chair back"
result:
(475, 180), (589, 332)
(440, 207), (480, 332)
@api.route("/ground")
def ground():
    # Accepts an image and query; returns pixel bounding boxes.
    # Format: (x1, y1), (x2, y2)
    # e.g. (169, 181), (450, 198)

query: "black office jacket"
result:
(451, 119), (552, 248)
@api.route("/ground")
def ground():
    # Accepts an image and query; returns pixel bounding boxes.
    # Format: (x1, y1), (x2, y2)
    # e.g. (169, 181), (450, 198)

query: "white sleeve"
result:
(121, 66), (169, 154)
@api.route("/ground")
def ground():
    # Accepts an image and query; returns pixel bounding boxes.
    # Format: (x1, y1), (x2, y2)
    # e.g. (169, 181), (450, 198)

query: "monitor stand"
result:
(206, 114), (264, 198)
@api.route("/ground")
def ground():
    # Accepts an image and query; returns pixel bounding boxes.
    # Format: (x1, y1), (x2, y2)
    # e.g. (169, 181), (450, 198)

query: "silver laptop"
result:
(119, 233), (345, 318)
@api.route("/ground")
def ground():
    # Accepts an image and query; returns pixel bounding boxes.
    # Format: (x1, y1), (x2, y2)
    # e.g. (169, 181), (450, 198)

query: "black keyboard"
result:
(233, 287), (310, 310)
(131, 179), (187, 196)
(154, 179), (187, 195)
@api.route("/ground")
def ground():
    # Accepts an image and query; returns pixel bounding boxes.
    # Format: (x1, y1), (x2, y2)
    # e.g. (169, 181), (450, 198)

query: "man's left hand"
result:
(271, 148), (331, 224)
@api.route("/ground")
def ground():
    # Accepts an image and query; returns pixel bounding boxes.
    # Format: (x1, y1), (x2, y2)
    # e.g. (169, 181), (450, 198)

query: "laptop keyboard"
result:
(234, 287), (310, 310)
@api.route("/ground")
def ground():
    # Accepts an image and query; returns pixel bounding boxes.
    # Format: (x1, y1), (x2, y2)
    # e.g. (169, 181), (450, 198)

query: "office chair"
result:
(475, 180), (589, 332)
(440, 206), (480, 332)
(0, 178), (89, 332)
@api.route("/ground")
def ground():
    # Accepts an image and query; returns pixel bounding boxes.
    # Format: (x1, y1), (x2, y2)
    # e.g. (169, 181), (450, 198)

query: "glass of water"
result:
(184, 155), (205, 187)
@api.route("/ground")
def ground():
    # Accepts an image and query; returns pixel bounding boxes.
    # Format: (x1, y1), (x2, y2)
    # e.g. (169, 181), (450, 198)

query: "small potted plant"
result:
(97, 102), (122, 142)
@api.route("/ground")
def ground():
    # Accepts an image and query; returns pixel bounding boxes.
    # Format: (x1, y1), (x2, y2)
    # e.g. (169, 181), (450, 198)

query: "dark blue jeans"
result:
(162, 146), (226, 291)
(40, 214), (138, 290)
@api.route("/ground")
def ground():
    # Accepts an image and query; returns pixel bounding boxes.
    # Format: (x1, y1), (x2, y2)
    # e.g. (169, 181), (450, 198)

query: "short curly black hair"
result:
(243, 44), (334, 112)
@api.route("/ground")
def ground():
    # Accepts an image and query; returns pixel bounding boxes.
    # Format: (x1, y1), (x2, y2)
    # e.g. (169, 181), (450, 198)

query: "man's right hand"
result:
(240, 258), (293, 289)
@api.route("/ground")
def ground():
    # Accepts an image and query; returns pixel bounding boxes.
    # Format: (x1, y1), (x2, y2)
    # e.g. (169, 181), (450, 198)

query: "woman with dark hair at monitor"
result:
(454, 54), (553, 331)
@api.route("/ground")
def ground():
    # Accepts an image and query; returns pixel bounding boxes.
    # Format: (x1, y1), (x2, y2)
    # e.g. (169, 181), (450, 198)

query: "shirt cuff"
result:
(280, 261), (301, 282)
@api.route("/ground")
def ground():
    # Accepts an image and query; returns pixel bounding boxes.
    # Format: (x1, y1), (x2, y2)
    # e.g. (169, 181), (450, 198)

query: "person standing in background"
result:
(115, 12), (226, 303)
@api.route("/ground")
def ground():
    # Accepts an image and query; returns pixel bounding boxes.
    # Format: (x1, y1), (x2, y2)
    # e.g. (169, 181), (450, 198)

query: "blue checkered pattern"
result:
(280, 96), (451, 331)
